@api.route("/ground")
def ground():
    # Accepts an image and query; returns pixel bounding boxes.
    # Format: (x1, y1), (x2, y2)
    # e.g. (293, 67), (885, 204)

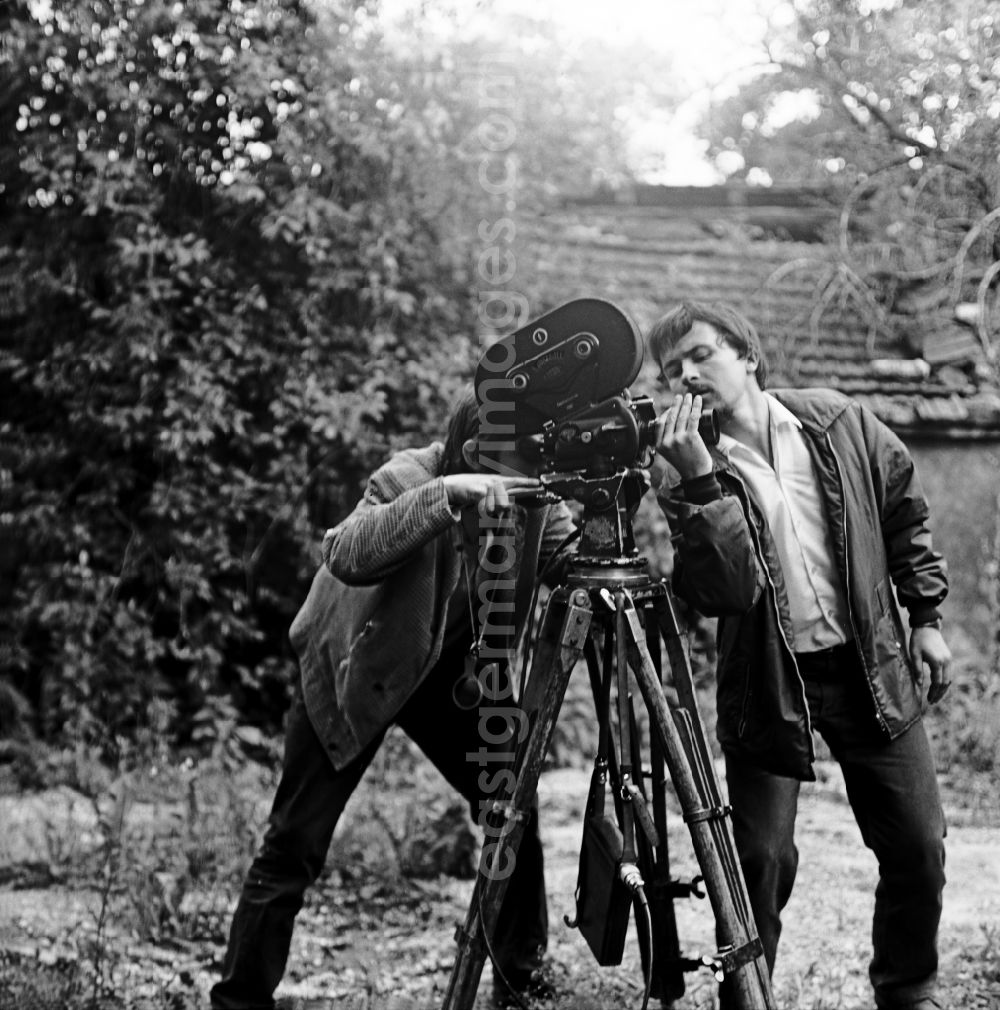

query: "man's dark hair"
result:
(442, 385), (479, 475)
(647, 301), (769, 389)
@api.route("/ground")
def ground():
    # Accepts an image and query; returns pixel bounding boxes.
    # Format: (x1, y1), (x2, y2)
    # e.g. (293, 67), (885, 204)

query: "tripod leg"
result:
(622, 599), (776, 1010)
(441, 587), (592, 1010)
(632, 607), (686, 1006)
(649, 595), (719, 788)
(647, 595), (760, 951)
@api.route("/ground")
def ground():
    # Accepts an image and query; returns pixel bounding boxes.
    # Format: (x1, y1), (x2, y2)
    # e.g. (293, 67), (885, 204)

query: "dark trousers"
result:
(723, 644), (946, 1009)
(210, 649), (548, 1009)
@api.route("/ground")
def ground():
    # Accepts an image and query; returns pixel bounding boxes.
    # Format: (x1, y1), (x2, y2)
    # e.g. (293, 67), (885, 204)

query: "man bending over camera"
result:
(211, 385), (575, 1010)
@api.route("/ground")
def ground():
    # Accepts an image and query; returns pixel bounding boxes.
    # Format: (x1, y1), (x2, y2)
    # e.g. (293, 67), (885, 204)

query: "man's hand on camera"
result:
(654, 393), (714, 480)
(443, 474), (543, 514)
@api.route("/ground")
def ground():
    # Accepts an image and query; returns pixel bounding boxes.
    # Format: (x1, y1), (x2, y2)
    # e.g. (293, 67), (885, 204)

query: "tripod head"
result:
(475, 298), (718, 583)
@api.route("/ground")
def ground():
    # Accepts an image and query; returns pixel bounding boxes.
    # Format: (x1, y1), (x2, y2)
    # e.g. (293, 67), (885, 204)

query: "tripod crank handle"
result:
(677, 954), (723, 981)
(701, 954), (726, 984)
(667, 874), (705, 900)
(681, 938), (767, 983)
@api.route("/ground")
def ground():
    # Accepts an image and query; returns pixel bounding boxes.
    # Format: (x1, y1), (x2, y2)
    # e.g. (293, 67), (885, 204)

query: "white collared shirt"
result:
(717, 394), (851, 652)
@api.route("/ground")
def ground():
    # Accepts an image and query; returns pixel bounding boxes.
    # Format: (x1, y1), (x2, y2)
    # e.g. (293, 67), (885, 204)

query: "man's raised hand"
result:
(654, 393), (714, 480)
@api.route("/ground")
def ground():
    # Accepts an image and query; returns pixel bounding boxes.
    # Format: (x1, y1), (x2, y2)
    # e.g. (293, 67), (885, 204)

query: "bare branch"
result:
(810, 273), (842, 344)
(837, 264), (886, 353)
(843, 86), (938, 156)
(952, 208), (1000, 303)
(838, 159), (913, 259)
(976, 261), (1000, 358)
(771, 43), (993, 205)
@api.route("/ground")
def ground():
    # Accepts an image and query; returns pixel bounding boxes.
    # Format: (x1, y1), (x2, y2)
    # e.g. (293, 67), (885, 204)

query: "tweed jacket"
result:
(658, 388), (948, 780)
(289, 443), (576, 770)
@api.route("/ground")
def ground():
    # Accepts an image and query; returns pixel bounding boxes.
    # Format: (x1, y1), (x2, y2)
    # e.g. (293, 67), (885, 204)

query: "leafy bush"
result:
(0, 0), (474, 750)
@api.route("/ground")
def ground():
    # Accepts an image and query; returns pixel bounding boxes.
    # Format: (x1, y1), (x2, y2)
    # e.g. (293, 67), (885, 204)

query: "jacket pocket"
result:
(872, 580), (906, 670)
(874, 579), (887, 615)
(869, 579), (921, 728)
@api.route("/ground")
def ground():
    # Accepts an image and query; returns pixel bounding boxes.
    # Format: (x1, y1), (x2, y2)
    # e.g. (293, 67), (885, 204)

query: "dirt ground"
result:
(1, 760), (998, 1010)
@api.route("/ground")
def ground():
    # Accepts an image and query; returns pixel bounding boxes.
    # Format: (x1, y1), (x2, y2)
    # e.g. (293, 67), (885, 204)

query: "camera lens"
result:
(698, 409), (720, 447)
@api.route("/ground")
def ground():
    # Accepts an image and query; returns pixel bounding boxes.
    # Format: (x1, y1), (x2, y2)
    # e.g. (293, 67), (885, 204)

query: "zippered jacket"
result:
(289, 443), (576, 771)
(657, 388), (948, 780)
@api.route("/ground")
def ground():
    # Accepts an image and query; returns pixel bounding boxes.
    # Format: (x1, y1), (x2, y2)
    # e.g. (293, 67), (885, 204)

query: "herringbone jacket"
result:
(289, 443), (576, 770)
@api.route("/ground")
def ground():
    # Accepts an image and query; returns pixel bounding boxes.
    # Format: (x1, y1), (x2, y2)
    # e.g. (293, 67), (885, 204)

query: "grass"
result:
(0, 720), (279, 1009)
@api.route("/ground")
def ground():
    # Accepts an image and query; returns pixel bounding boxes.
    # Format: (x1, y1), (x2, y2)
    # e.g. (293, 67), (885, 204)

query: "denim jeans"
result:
(210, 646), (548, 1009)
(721, 642), (945, 1010)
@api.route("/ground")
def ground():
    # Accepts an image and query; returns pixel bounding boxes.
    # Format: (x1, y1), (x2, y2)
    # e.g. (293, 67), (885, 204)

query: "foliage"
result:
(0, 0), (476, 749)
(375, 7), (682, 206)
(703, 1), (1000, 195)
(0, 0), (688, 752)
(700, 1), (1000, 375)
(352, 7), (685, 345)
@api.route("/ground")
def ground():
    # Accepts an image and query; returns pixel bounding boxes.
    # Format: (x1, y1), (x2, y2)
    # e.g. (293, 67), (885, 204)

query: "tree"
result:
(704, 1), (1000, 193)
(699, 0), (1000, 355)
(0, 0), (474, 750)
(0, 0), (684, 754)
(370, 7), (684, 224)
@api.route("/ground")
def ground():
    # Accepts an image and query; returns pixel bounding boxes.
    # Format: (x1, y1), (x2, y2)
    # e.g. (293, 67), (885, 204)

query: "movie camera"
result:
(475, 298), (717, 559)
(476, 298), (717, 493)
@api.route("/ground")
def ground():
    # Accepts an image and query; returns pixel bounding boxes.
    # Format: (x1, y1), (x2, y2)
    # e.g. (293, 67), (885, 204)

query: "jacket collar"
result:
(716, 393), (802, 461)
(768, 388), (853, 436)
(706, 389), (852, 475)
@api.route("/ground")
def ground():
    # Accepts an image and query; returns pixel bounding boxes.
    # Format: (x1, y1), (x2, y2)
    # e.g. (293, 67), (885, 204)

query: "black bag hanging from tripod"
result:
(571, 778), (632, 965)
(566, 633), (633, 966)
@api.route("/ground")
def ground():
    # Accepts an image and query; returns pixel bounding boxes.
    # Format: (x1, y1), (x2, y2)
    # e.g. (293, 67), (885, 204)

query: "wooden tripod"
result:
(441, 500), (776, 1009)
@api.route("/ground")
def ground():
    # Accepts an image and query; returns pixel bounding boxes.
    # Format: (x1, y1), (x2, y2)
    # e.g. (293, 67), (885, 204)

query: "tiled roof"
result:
(514, 197), (1000, 440)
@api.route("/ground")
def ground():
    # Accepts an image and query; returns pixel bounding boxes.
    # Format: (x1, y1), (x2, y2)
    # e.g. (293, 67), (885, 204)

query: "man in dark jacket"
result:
(210, 387), (576, 1010)
(648, 301), (951, 1010)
